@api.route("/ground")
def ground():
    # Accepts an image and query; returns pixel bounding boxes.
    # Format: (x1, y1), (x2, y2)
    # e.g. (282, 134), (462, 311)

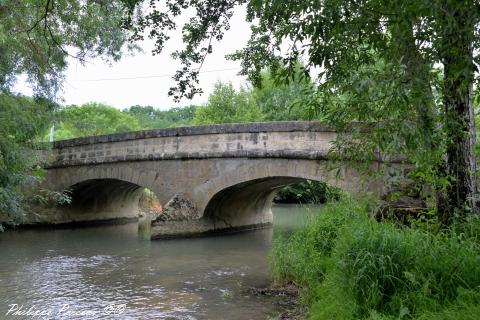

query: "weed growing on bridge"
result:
(271, 198), (480, 319)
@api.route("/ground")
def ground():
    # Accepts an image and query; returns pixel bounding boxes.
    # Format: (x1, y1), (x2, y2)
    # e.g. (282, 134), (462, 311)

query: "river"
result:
(0, 204), (320, 320)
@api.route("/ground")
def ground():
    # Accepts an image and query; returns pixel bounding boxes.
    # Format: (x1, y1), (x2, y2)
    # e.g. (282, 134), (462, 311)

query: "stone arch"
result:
(202, 176), (309, 231)
(38, 165), (165, 225)
(43, 164), (161, 194)
(59, 178), (144, 223)
(174, 158), (383, 235)
(151, 159), (367, 237)
(191, 159), (371, 217)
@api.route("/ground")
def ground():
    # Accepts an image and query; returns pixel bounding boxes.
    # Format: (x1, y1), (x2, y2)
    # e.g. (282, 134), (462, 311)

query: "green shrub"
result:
(415, 289), (480, 320)
(334, 219), (480, 317)
(271, 197), (480, 319)
(270, 198), (368, 291)
(449, 214), (480, 247)
(274, 180), (343, 204)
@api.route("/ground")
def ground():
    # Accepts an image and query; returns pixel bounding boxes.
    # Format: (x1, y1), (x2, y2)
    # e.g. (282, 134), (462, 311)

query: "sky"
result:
(16, 6), (252, 111)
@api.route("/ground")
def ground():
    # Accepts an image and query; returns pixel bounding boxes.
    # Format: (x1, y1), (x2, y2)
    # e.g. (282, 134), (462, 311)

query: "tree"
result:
(124, 104), (197, 128)
(155, 105), (198, 127)
(123, 105), (158, 128)
(124, 0), (480, 222)
(0, 94), (53, 226)
(193, 82), (264, 124)
(54, 103), (141, 139)
(252, 68), (317, 121)
(0, 0), (133, 97)
(0, 0), (133, 226)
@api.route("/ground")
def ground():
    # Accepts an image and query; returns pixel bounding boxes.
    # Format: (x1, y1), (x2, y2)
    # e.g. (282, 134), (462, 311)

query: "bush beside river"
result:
(274, 180), (342, 204)
(271, 197), (480, 319)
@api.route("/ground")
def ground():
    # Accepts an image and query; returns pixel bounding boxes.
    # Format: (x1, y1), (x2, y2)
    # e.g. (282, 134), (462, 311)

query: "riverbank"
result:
(248, 283), (305, 320)
(271, 198), (480, 319)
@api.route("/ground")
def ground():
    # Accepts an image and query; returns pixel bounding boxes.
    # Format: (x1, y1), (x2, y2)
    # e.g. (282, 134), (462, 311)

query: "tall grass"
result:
(270, 197), (480, 319)
(271, 198), (365, 288)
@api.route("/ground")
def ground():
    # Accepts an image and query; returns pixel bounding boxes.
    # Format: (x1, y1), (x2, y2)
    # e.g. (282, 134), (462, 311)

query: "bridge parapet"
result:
(47, 121), (337, 168)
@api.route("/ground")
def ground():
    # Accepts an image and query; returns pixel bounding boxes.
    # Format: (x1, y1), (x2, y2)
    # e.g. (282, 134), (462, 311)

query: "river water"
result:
(0, 204), (320, 320)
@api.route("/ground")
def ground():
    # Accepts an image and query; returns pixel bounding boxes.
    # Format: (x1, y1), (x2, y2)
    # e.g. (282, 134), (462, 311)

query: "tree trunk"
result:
(439, 2), (478, 224)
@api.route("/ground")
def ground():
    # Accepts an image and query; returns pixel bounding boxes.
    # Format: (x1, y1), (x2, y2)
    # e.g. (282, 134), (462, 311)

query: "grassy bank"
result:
(271, 198), (480, 319)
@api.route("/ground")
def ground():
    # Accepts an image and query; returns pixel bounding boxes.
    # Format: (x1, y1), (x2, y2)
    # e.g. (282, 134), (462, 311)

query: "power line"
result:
(71, 67), (242, 82)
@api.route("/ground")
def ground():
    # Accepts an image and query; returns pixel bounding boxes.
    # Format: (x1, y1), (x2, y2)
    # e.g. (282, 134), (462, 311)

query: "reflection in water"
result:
(0, 204), (320, 319)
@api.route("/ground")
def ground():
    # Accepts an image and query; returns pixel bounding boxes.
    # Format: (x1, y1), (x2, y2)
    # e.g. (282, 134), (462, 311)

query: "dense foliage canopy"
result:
(0, 0), (133, 97)
(193, 82), (264, 125)
(54, 103), (141, 139)
(0, 0), (133, 226)
(0, 94), (52, 226)
(124, 104), (197, 128)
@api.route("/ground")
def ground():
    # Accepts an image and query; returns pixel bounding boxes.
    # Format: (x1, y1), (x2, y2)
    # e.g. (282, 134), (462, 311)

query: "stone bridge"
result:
(38, 121), (401, 239)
